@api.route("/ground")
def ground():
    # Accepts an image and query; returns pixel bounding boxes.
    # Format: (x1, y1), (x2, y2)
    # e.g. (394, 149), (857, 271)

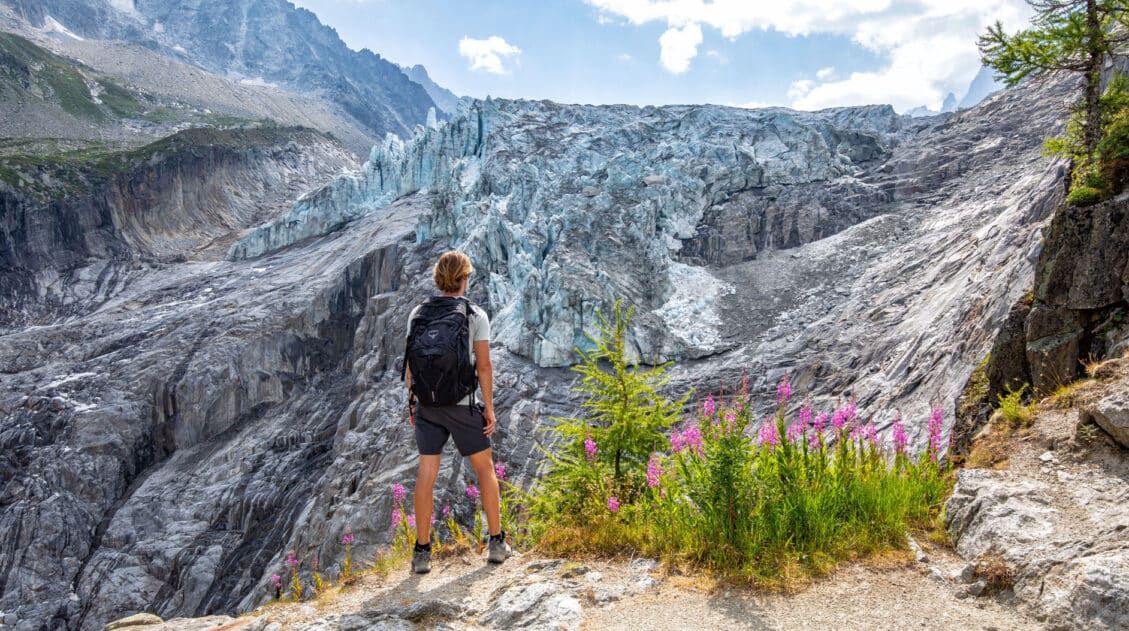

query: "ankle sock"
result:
(414, 540), (431, 552)
(489, 531), (505, 543)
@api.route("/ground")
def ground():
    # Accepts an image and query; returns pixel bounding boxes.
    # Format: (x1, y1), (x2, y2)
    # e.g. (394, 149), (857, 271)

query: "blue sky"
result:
(290, 0), (1033, 112)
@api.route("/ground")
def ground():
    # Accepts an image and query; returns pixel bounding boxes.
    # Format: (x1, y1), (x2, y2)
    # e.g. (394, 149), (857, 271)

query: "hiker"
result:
(401, 250), (511, 574)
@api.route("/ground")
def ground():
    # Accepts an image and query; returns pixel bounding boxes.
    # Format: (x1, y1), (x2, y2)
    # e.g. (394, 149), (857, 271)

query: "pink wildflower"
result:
(494, 461), (507, 480)
(724, 411), (737, 432)
(607, 496), (620, 513)
(682, 425), (703, 454)
(285, 550), (298, 569)
(671, 431), (686, 453)
(646, 454), (663, 488)
(441, 503), (452, 518)
(892, 422), (908, 453)
(704, 394), (716, 418)
(271, 573), (283, 590)
(928, 406), (945, 459)
(797, 405), (813, 428)
(584, 437), (598, 460)
(812, 412), (828, 433)
(407, 513), (416, 529)
(865, 423), (879, 447)
(758, 421), (780, 449)
(786, 422), (804, 444)
(391, 507), (402, 527)
(392, 483), (407, 505)
(466, 484), (480, 501)
(341, 529), (355, 546)
(776, 374), (793, 405)
(831, 407), (849, 430)
(808, 429), (822, 450)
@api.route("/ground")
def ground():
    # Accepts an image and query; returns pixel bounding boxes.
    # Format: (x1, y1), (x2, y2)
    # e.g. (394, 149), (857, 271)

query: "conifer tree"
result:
(980, 0), (1129, 154)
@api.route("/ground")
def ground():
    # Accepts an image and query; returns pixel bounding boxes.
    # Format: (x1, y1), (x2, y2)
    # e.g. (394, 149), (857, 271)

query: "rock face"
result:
(0, 126), (357, 327)
(0, 0), (438, 143)
(0, 76), (1072, 629)
(979, 195), (1129, 407)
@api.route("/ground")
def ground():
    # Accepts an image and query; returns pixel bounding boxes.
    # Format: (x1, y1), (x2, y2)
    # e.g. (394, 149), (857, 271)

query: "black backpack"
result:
(401, 296), (478, 409)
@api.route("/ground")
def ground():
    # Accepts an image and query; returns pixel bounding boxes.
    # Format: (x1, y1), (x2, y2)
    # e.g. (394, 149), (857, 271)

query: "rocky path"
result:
(946, 358), (1129, 630)
(99, 545), (1042, 631)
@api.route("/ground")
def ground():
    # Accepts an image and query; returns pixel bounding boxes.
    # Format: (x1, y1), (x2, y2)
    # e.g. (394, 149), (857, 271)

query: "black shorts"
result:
(415, 403), (491, 457)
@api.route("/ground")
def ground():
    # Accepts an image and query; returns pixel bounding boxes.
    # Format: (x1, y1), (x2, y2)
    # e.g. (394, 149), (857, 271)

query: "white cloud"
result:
(705, 49), (729, 64)
(658, 23), (702, 74)
(458, 36), (522, 75)
(787, 79), (814, 101)
(815, 66), (835, 80)
(585, 0), (1033, 109)
(616, 52), (635, 62)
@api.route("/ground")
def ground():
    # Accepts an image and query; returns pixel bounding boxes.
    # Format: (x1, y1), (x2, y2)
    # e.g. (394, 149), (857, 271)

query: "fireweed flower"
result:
(494, 461), (507, 480)
(646, 454), (663, 488)
(391, 507), (402, 527)
(584, 437), (598, 460)
(786, 422), (804, 444)
(776, 374), (793, 405)
(928, 406), (945, 459)
(271, 574), (283, 590)
(671, 431), (686, 453)
(682, 426), (703, 454)
(466, 484), (480, 501)
(441, 503), (452, 518)
(892, 417), (908, 453)
(341, 530), (355, 546)
(813, 412), (828, 433)
(704, 394), (716, 418)
(844, 400), (858, 424)
(865, 423), (879, 447)
(607, 496), (620, 513)
(407, 514), (416, 529)
(798, 405), (813, 428)
(724, 411), (737, 432)
(285, 550), (298, 568)
(758, 421), (780, 449)
(831, 407), (848, 431)
(808, 429), (822, 450)
(392, 483), (407, 505)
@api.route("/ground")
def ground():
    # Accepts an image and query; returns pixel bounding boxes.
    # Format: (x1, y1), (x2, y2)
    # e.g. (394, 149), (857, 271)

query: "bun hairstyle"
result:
(433, 250), (474, 293)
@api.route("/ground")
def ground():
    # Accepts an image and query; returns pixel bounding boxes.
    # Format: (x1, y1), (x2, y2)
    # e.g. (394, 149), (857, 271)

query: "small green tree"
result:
(567, 301), (686, 481)
(530, 300), (686, 521)
(979, 0), (1129, 155)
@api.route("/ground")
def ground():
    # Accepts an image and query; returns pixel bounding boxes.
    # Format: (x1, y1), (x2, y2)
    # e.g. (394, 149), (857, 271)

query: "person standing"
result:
(401, 250), (510, 574)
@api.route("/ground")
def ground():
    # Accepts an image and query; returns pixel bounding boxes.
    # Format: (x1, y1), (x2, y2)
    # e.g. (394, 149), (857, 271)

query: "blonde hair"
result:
(433, 250), (474, 293)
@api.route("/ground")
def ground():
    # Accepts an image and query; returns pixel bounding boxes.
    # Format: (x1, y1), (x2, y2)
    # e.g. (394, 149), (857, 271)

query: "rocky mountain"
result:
(401, 63), (461, 114)
(905, 66), (1001, 118)
(0, 0), (441, 147)
(959, 66), (1001, 109)
(0, 65), (1073, 630)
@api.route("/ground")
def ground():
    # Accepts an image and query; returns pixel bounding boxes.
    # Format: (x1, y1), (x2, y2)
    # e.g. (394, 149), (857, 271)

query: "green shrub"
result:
(527, 303), (952, 585)
(996, 385), (1035, 427)
(1067, 185), (1104, 206)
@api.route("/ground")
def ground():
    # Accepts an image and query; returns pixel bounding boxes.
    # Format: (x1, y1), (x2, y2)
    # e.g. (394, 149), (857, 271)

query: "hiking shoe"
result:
(487, 536), (512, 564)
(411, 546), (431, 574)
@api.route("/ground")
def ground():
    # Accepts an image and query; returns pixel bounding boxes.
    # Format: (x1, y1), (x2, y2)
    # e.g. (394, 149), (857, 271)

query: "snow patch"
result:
(240, 77), (278, 88)
(654, 263), (734, 352)
(153, 21), (165, 34)
(172, 45), (187, 54)
(42, 372), (97, 390)
(109, 0), (140, 17)
(42, 16), (84, 41)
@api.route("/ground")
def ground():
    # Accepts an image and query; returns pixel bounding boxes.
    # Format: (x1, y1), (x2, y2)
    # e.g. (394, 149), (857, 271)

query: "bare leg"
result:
(468, 448), (501, 536)
(415, 454), (441, 545)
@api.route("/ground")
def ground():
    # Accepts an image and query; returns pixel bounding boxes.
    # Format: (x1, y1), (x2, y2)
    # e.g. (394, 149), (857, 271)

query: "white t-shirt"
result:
(406, 299), (490, 405)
